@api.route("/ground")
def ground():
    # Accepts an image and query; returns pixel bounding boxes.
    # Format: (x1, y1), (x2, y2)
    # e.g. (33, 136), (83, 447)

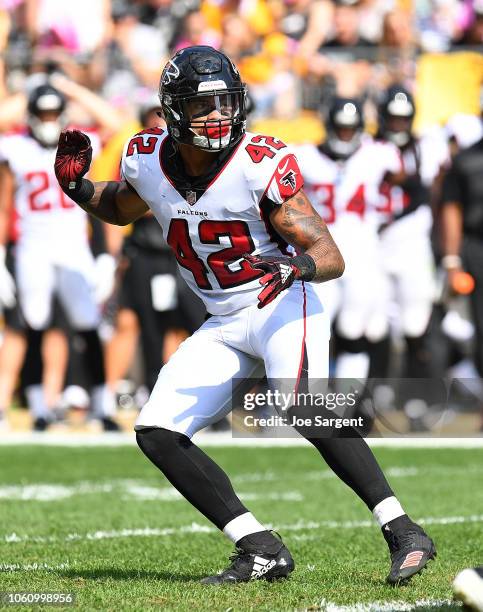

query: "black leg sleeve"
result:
(308, 435), (394, 510)
(136, 427), (249, 529)
(21, 329), (44, 387)
(78, 330), (105, 386)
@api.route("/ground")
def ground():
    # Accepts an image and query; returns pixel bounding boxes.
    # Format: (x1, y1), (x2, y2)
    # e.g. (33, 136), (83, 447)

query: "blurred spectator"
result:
(202, 0), (273, 38)
(381, 8), (415, 49)
(24, 0), (112, 56)
(219, 13), (297, 118)
(358, 0), (394, 44)
(173, 9), (220, 50)
(269, 0), (333, 56)
(137, 0), (198, 46)
(457, 1), (483, 45)
(93, 0), (167, 113)
(323, 0), (375, 49)
(416, 0), (464, 51)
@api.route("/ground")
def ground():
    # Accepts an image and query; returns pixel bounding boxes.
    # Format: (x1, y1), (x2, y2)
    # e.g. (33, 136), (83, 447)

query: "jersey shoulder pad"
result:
(121, 128), (166, 185)
(242, 132), (304, 206)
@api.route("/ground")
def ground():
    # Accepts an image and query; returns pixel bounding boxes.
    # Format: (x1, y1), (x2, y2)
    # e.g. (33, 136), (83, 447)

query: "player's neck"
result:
(178, 143), (219, 177)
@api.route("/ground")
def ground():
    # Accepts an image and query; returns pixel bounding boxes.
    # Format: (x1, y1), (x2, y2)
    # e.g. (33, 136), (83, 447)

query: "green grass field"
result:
(0, 444), (482, 611)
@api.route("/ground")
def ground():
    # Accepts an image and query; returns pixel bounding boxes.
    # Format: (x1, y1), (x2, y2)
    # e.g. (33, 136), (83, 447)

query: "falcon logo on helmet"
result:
(162, 59), (181, 86)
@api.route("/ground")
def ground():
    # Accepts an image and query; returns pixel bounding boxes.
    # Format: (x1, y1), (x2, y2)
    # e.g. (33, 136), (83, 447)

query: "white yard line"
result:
(0, 562), (71, 572)
(0, 432), (483, 447)
(2, 514), (482, 545)
(319, 598), (456, 611)
(0, 480), (305, 502)
(1, 463), (481, 501)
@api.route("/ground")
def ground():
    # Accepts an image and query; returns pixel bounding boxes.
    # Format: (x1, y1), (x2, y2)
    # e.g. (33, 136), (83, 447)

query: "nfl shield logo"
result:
(186, 190), (197, 206)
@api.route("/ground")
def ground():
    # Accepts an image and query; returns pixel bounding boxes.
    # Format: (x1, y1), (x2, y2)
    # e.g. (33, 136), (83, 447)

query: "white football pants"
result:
(15, 242), (100, 331)
(135, 282), (331, 438)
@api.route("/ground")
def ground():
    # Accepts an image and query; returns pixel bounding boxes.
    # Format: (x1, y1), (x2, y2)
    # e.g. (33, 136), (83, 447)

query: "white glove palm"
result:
(0, 246), (15, 309)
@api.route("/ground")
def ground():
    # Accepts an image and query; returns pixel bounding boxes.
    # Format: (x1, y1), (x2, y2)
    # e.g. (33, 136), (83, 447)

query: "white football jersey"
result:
(0, 130), (99, 250)
(121, 129), (304, 315)
(372, 133), (450, 223)
(295, 138), (401, 227)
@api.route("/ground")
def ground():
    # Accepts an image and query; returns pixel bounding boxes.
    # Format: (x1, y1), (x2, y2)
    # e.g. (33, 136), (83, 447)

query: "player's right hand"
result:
(54, 129), (92, 191)
(0, 246), (16, 308)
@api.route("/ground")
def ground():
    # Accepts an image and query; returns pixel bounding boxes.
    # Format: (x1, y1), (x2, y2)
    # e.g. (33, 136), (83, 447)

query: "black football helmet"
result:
(324, 97), (364, 158)
(27, 84), (67, 148)
(159, 46), (247, 151)
(378, 84), (415, 148)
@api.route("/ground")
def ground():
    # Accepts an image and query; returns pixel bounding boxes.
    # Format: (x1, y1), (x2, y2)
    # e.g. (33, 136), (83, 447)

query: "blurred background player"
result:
(0, 82), (118, 430)
(295, 96), (401, 384)
(372, 85), (449, 431)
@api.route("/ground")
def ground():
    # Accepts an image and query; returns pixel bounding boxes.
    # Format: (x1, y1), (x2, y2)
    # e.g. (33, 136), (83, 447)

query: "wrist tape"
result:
(61, 178), (95, 204)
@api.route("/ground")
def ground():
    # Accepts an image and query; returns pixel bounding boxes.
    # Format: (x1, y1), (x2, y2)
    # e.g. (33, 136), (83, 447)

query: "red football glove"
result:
(54, 129), (92, 190)
(243, 254), (301, 308)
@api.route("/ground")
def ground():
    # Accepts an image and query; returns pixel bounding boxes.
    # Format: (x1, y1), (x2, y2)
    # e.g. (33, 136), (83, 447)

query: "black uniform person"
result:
(440, 128), (483, 418)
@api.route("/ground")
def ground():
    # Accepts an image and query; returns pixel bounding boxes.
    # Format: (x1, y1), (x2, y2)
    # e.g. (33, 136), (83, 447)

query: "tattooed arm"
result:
(270, 189), (345, 282)
(76, 181), (149, 226)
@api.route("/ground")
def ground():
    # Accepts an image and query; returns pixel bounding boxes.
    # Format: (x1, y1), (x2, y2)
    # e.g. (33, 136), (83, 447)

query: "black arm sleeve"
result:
(441, 159), (464, 206)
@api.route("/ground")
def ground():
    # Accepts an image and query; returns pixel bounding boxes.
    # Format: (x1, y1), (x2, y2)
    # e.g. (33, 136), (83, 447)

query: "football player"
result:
(55, 46), (435, 585)
(296, 97), (401, 382)
(375, 85), (449, 428)
(0, 83), (117, 430)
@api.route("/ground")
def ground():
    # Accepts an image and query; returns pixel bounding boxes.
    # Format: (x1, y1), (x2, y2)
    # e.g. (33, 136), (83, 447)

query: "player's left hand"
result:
(243, 254), (300, 309)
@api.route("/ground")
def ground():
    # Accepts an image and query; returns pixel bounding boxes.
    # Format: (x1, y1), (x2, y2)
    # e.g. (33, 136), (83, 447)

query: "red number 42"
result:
(245, 135), (286, 163)
(167, 219), (261, 289)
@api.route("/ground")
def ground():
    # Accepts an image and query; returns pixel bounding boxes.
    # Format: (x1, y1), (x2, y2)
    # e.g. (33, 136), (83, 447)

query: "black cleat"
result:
(32, 417), (50, 432)
(101, 417), (121, 432)
(453, 566), (483, 611)
(384, 524), (436, 585)
(201, 542), (294, 585)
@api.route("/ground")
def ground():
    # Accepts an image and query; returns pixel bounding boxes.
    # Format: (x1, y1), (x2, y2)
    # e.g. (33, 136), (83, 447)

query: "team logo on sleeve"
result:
(274, 154), (304, 199)
(280, 170), (297, 191)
